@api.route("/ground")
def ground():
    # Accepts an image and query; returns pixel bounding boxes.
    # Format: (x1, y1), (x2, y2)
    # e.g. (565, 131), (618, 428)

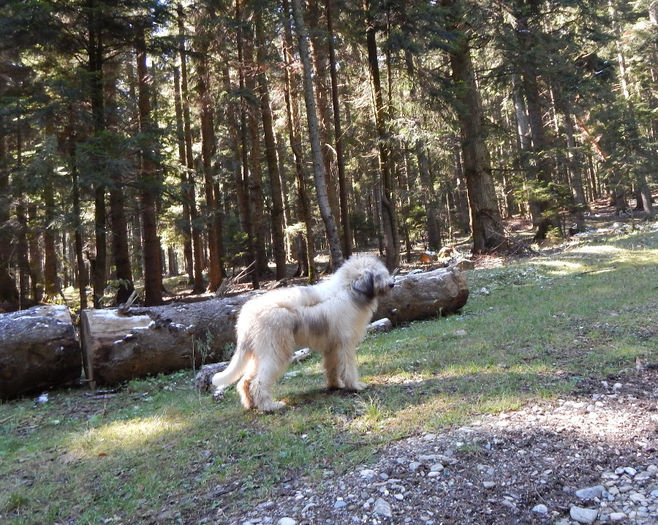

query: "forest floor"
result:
(2, 198), (658, 525)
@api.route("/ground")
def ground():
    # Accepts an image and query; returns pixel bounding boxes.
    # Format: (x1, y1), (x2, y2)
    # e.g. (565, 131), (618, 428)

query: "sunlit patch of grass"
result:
(67, 414), (187, 457)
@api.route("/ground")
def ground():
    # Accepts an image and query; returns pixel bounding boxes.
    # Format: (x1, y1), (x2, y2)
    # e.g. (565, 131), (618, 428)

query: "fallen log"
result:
(81, 266), (469, 386)
(0, 305), (81, 399)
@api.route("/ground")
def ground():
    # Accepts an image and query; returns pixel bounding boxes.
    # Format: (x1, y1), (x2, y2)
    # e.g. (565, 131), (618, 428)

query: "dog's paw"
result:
(212, 386), (227, 402)
(346, 381), (367, 392)
(259, 400), (287, 412)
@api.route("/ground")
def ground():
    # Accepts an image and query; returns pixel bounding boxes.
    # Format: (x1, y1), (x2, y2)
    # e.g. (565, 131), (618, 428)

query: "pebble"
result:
(532, 504), (548, 515)
(277, 519), (296, 525)
(570, 506), (598, 524)
(575, 485), (604, 500)
(333, 499), (347, 509)
(373, 498), (392, 518)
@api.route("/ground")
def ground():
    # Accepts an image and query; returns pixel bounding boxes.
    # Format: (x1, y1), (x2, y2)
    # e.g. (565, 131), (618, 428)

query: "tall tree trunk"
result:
(106, 63), (134, 304)
(364, 0), (399, 270)
(291, 0), (344, 269)
(195, 24), (224, 292)
(0, 131), (19, 309)
(416, 139), (442, 251)
(27, 205), (44, 303)
(255, 10), (287, 280)
(235, 0), (260, 287)
(42, 178), (60, 300)
(136, 25), (163, 306)
(513, 11), (560, 240)
(282, 0), (316, 281)
(308, 0), (341, 242)
(87, 0), (107, 308)
(173, 64), (194, 285)
(609, 0), (654, 217)
(443, 6), (506, 252)
(326, 0), (352, 257)
(177, 3), (205, 294)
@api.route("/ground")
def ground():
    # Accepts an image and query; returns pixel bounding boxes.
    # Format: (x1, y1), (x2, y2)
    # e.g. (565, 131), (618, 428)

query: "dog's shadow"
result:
(284, 386), (365, 408)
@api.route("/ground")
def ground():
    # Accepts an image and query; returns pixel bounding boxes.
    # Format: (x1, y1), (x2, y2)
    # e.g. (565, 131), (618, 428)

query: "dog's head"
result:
(342, 255), (395, 302)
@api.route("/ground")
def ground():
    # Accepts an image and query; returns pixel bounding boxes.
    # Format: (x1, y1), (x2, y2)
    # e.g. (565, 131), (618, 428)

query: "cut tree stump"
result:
(0, 305), (81, 399)
(80, 266), (469, 386)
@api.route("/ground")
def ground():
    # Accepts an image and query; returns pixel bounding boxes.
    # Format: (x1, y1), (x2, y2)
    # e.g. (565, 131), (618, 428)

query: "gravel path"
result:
(207, 367), (658, 525)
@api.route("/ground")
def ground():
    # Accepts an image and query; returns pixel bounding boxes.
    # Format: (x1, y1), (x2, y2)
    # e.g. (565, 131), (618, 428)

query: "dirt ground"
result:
(206, 367), (658, 525)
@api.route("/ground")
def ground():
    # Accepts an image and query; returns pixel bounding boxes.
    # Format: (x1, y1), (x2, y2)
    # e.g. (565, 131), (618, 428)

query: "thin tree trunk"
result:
(291, 0), (344, 270)
(326, 0), (352, 257)
(364, 0), (399, 270)
(136, 25), (162, 306)
(27, 205), (43, 303)
(0, 131), (19, 309)
(416, 139), (442, 251)
(513, 12), (560, 240)
(173, 65), (194, 284)
(195, 25), (224, 292)
(255, 11), (287, 280)
(308, 0), (341, 242)
(177, 3), (205, 294)
(609, 0), (654, 217)
(106, 64), (134, 304)
(88, 2), (107, 308)
(282, 0), (316, 281)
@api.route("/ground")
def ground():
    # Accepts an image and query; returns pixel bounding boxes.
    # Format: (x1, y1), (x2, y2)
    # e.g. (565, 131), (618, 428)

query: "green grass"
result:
(2, 224), (657, 524)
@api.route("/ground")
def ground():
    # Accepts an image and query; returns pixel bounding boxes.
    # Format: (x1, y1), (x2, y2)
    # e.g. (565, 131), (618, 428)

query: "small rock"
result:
(483, 481), (495, 489)
(409, 461), (421, 472)
(609, 512), (627, 522)
(570, 506), (598, 524)
(575, 485), (605, 500)
(623, 466), (637, 477)
(453, 329), (467, 337)
(532, 504), (548, 515)
(429, 463), (444, 472)
(360, 469), (376, 480)
(277, 519), (296, 525)
(479, 287), (490, 296)
(373, 498), (392, 518)
(333, 499), (347, 509)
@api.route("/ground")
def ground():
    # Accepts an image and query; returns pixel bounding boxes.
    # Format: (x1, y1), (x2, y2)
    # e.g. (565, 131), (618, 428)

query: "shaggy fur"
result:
(211, 254), (394, 411)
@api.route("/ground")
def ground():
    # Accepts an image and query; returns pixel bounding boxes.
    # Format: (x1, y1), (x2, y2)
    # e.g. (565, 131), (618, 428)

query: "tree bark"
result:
(326, 0), (352, 258)
(195, 23), (225, 291)
(513, 11), (560, 240)
(0, 305), (80, 399)
(80, 265), (468, 386)
(364, 0), (400, 270)
(136, 25), (163, 306)
(291, 0), (344, 270)
(177, 4), (205, 294)
(255, 10), (287, 281)
(0, 131), (18, 310)
(282, 0), (316, 281)
(444, 0), (507, 253)
(173, 64), (194, 284)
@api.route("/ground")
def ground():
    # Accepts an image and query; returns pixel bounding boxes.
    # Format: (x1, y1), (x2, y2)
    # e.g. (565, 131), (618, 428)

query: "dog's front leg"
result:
(323, 348), (345, 390)
(337, 344), (366, 392)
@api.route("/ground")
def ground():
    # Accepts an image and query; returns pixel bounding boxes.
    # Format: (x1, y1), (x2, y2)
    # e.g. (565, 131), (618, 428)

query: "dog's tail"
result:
(211, 342), (251, 388)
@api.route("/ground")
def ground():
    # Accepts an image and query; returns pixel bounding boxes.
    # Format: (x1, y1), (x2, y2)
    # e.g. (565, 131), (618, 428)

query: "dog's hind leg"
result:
(236, 358), (257, 409)
(249, 344), (291, 411)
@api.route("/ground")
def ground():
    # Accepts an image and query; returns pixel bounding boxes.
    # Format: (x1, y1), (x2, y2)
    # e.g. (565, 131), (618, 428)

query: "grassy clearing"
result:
(1, 225), (657, 524)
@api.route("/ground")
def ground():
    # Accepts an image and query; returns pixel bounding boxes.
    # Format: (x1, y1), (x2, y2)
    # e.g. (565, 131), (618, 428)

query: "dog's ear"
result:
(352, 270), (375, 299)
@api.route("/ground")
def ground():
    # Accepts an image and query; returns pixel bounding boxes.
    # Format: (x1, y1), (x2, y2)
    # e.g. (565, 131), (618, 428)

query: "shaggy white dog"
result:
(211, 255), (394, 411)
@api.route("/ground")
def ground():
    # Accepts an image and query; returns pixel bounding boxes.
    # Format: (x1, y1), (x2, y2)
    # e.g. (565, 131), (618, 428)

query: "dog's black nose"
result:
(388, 281), (395, 288)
